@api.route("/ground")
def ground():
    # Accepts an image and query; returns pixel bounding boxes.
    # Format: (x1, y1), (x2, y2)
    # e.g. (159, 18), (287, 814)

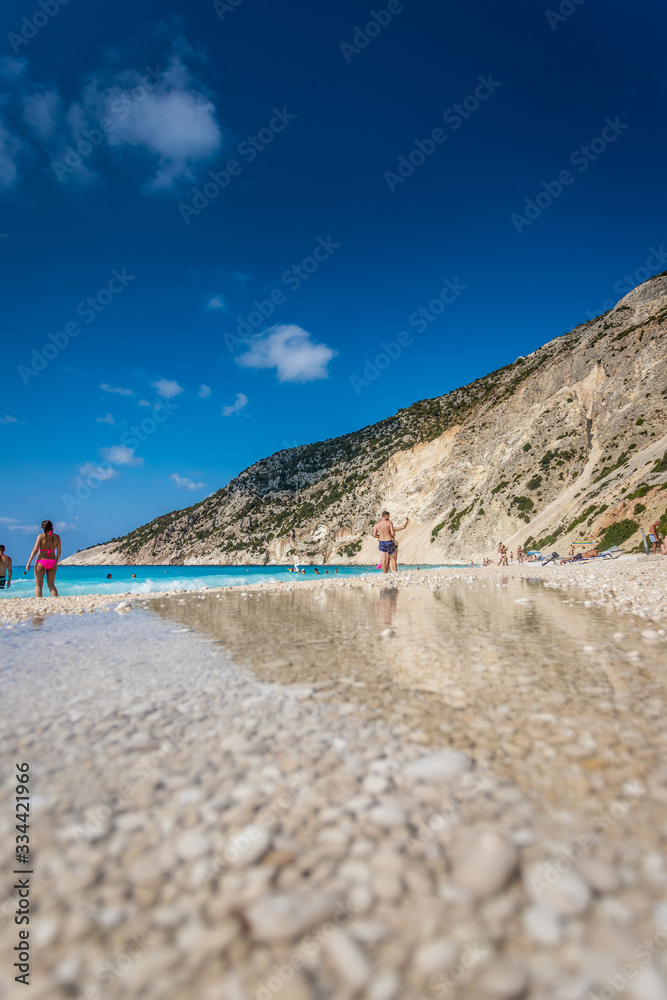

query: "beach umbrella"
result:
(526, 550), (541, 555)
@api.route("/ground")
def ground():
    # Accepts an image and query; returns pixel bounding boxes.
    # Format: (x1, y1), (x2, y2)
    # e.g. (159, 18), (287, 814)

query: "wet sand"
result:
(1, 569), (667, 1000)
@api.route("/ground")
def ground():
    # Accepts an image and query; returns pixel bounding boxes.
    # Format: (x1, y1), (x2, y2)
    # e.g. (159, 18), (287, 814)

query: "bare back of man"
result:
(0, 547), (12, 589)
(372, 512), (409, 574)
(373, 511), (396, 574)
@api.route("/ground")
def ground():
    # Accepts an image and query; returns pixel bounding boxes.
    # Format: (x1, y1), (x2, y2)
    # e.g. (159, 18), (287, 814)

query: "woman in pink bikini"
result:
(26, 520), (61, 597)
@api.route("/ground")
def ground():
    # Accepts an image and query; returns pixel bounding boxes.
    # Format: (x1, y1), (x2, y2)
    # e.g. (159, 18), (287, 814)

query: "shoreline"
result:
(3, 558), (667, 998)
(2, 554), (666, 628)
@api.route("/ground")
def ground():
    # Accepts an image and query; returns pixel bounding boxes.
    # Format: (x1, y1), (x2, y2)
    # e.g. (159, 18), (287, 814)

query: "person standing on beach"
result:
(648, 521), (662, 554)
(0, 544), (12, 589)
(26, 520), (61, 597)
(517, 545), (524, 564)
(390, 515), (409, 572)
(373, 511), (409, 574)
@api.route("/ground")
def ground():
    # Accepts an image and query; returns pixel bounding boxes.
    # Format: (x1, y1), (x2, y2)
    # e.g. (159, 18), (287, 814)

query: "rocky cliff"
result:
(65, 274), (667, 566)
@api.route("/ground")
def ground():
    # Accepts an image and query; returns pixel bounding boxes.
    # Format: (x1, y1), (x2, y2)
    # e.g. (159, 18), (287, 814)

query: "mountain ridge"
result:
(64, 273), (667, 566)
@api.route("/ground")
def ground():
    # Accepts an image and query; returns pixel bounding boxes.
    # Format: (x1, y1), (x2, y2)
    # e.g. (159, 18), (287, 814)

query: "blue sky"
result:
(1, 0), (666, 553)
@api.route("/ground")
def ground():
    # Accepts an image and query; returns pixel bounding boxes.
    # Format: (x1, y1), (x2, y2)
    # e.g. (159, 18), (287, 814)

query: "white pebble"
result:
(404, 749), (473, 784)
(413, 939), (458, 977)
(325, 930), (371, 990)
(367, 970), (400, 1000)
(368, 804), (406, 828)
(244, 891), (339, 941)
(641, 629), (660, 642)
(452, 831), (518, 898)
(523, 862), (590, 915)
(175, 830), (209, 860)
(363, 774), (390, 796)
(522, 904), (562, 945)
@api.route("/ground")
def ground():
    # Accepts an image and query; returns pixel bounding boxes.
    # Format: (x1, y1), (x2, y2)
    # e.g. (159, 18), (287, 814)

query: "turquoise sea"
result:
(2, 563), (442, 599)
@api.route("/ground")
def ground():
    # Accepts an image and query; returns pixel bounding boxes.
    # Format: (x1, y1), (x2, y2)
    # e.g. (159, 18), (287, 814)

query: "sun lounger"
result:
(598, 545), (623, 559)
(558, 546), (623, 564)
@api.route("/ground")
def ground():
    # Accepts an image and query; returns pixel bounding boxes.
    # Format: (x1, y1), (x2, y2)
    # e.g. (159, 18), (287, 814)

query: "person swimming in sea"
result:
(26, 520), (61, 597)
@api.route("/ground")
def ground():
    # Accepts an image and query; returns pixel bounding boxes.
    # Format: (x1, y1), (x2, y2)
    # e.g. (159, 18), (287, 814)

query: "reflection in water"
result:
(146, 580), (666, 817)
(376, 587), (398, 628)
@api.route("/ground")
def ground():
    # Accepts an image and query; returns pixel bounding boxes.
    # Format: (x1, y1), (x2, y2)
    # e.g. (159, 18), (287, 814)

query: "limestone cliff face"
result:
(65, 274), (667, 566)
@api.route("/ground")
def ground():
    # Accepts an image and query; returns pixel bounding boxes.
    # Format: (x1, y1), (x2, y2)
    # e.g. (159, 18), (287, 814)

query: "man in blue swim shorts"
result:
(373, 510), (409, 574)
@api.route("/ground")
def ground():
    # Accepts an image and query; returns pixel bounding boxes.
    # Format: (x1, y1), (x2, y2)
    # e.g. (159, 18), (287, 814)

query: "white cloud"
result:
(236, 325), (337, 383)
(170, 473), (206, 491)
(96, 413), (115, 425)
(205, 294), (227, 311)
(100, 444), (143, 466)
(73, 51), (224, 190)
(0, 57), (27, 80)
(198, 384), (211, 398)
(55, 521), (76, 531)
(5, 522), (41, 534)
(2, 41), (224, 193)
(138, 399), (151, 406)
(0, 414), (19, 423)
(79, 462), (119, 481)
(0, 516), (20, 524)
(151, 378), (184, 398)
(101, 382), (134, 396)
(222, 392), (248, 417)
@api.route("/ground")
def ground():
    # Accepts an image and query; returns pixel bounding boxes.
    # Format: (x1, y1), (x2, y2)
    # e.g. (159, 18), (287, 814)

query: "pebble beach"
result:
(1, 556), (666, 1000)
